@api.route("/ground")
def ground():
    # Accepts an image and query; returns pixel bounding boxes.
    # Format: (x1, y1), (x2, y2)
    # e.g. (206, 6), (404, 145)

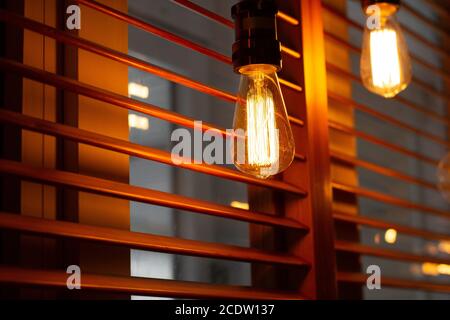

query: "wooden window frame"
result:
(0, 0), (338, 299)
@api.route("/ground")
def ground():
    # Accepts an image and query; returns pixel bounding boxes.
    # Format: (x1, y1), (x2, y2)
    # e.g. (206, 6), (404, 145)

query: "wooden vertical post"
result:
(297, 0), (337, 299)
(59, 0), (130, 298)
(76, 0), (130, 273)
(0, 0), (23, 299)
(250, 0), (337, 299)
(322, 0), (362, 299)
(19, 0), (58, 298)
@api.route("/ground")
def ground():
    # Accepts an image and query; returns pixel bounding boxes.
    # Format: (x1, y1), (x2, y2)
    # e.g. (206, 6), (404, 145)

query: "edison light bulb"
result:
(360, 3), (412, 98)
(233, 64), (295, 179)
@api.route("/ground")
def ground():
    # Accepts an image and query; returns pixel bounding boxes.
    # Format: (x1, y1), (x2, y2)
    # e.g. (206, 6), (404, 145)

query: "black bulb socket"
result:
(231, 0), (282, 73)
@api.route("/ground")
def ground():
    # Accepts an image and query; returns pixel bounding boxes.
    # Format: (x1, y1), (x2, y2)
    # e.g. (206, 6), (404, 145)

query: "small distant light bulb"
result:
(384, 228), (397, 244)
(360, 2), (412, 98)
(438, 241), (450, 254)
(128, 82), (149, 99)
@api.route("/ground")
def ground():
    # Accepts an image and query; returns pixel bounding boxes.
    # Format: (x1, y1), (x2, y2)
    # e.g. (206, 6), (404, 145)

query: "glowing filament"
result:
(370, 29), (401, 90)
(233, 64), (294, 179)
(246, 81), (278, 167)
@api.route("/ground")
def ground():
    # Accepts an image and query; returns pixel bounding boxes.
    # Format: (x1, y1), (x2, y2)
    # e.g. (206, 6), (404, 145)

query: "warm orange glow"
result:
(246, 88), (277, 167)
(438, 241), (450, 254)
(384, 228), (397, 244)
(425, 243), (439, 255)
(280, 45), (301, 59)
(422, 263), (439, 276)
(360, 4), (411, 98)
(421, 263), (450, 276)
(128, 114), (149, 130)
(437, 264), (450, 276)
(425, 241), (450, 256)
(128, 82), (149, 99)
(374, 233), (381, 244)
(233, 64), (294, 179)
(276, 11), (299, 26)
(370, 29), (401, 90)
(230, 201), (249, 210)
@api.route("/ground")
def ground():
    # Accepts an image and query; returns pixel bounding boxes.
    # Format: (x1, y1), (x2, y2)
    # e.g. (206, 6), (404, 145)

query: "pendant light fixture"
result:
(360, 0), (412, 98)
(231, 0), (295, 179)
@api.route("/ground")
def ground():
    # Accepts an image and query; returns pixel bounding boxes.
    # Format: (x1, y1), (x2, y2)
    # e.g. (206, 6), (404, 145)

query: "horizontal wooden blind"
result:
(0, 0), (334, 299)
(322, 0), (450, 297)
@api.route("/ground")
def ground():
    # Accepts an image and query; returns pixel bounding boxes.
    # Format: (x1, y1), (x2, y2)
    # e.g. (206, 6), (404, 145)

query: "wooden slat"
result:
(400, 22), (450, 59)
(173, 0), (234, 28)
(324, 30), (450, 83)
(322, 2), (450, 60)
(337, 271), (450, 293)
(326, 62), (450, 126)
(330, 150), (437, 190)
(277, 11), (300, 26)
(0, 212), (309, 267)
(324, 33), (450, 101)
(402, 2), (450, 40)
(0, 58), (307, 163)
(325, 0), (450, 299)
(335, 240), (450, 265)
(0, 56), (228, 133)
(170, 0), (301, 58)
(332, 182), (450, 219)
(328, 91), (450, 148)
(0, 10), (236, 101)
(173, 0), (300, 27)
(0, 266), (304, 299)
(0, 109), (307, 196)
(328, 120), (439, 166)
(333, 210), (450, 242)
(324, 35), (449, 101)
(74, 0), (302, 88)
(0, 159), (308, 230)
(425, 0), (450, 19)
(80, 0), (229, 64)
(0, 11), (305, 123)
